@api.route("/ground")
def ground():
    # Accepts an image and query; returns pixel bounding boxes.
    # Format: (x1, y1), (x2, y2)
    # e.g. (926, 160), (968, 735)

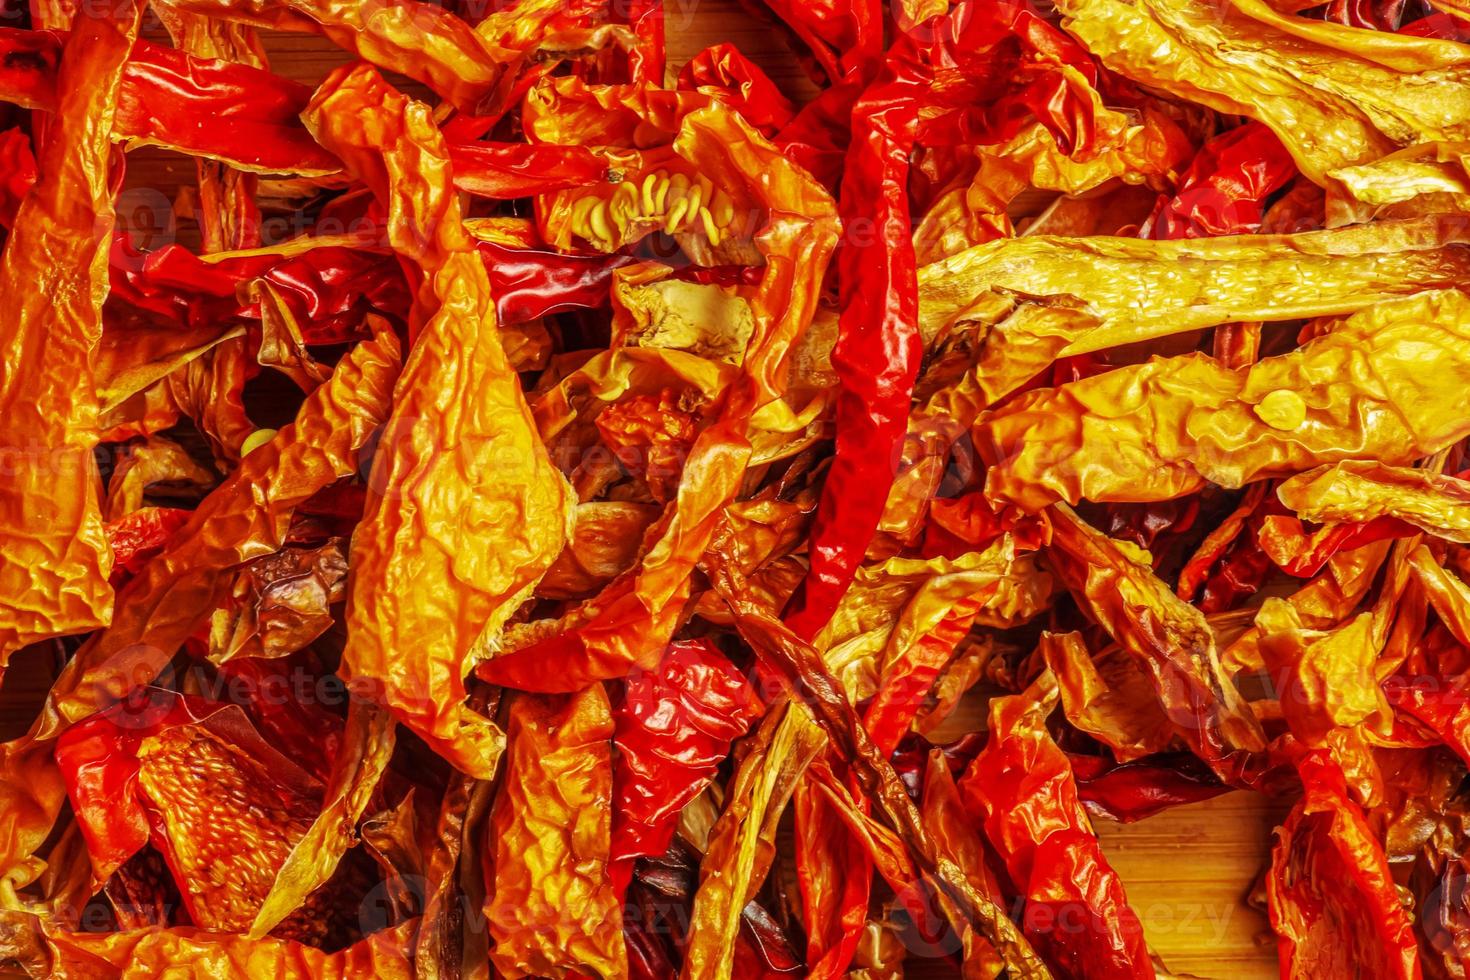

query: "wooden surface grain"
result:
(107, 6), (1291, 978)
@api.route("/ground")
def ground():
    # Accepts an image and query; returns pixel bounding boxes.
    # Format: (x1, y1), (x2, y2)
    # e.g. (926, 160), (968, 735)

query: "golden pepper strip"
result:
(682, 700), (826, 980)
(918, 216), (1470, 354)
(1052, 0), (1470, 196)
(978, 290), (1470, 511)
(0, 0), (142, 670)
(1278, 460), (1470, 543)
(485, 686), (626, 980)
(303, 64), (571, 778)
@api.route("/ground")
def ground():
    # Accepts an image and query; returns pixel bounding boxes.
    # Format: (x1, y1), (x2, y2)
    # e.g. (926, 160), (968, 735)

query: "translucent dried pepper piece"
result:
(979, 290), (1470, 510)
(920, 216), (1470, 356)
(304, 64), (571, 777)
(816, 537), (1052, 708)
(610, 640), (763, 891)
(793, 773), (873, 980)
(1279, 460), (1470, 543)
(485, 685), (625, 980)
(1256, 597), (1395, 745)
(0, 0), (141, 670)
(957, 672), (1155, 980)
(1054, 0), (1470, 200)
(206, 538), (348, 663)
(1268, 749), (1422, 979)
(1039, 631), (1175, 762)
(683, 701), (826, 980)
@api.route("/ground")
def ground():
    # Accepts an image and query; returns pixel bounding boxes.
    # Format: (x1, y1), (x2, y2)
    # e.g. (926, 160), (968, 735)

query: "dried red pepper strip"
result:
(1268, 748), (1423, 979)
(476, 241), (638, 323)
(1, 27), (617, 187)
(781, 33), (925, 640)
(677, 44), (797, 136)
(447, 140), (609, 198)
(0, 26), (337, 174)
(754, 0), (880, 84)
(958, 674), (1155, 979)
(609, 640), (763, 895)
(1147, 122), (1297, 239)
(793, 774), (873, 979)
(786, 0), (1103, 638)
(1069, 753), (1230, 823)
(104, 507), (191, 587)
(0, 125), (33, 227)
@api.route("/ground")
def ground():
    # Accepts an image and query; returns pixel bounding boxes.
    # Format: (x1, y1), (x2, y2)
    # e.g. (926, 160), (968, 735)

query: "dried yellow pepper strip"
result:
(918, 216), (1470, 354)
(1052, 0), (1470, 196)
(485, 686), (625, 980)
(978, 290), (1470, 511)
(303, 64), (572, 778)
(1278, 460), (1470, 543)
(0, 0), (142, 670)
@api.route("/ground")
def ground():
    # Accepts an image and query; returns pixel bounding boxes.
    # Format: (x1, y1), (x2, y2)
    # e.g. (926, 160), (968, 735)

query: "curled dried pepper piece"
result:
(979, 290), (1470, 511)
(0, 0), (141, 671)
(1278, 460), (1470, 543)
(485, 685), (625, 980)
(1147, 122), (1297, 239)
(0, 125), (33, 227)
(958, 672), (1155, 979)
(610, 640), (763, 893)
(55, 691), (362, 943)
(1268, 748), (1422, 979)
(103, 507), (190, 587)
(1040, 631), (1175, 762)
(677, 44), (796, 136)
(815, 537), (1052, 707)
(1047, 506), (1265, 765)
(1069, 753), (1229, 823)
(793, 772), (874, 980)
(205, 538), (347, 663)
(304, 64), (571, 777)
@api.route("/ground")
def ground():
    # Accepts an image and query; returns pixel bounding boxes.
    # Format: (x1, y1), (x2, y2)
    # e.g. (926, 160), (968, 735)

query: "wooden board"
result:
(12, 6), (1290, 977)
